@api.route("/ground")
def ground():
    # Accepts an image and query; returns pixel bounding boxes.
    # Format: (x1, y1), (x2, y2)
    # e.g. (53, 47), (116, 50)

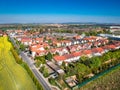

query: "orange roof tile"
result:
(21, 38), (32, 42)
(108, 45), (116, 49)
(92, 47), (104, 53)
(54, 56), (66, 61)
(72, 51), (82, 57)
(83, 50), (92, 55)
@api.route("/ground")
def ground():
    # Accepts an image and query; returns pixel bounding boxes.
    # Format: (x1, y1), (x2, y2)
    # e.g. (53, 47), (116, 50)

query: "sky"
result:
(0, 0), (120, 23)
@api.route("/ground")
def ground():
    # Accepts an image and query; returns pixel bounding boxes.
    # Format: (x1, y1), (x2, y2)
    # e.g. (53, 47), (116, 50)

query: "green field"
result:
(79, 66), (120, 90)
(0, 36), (37, 90)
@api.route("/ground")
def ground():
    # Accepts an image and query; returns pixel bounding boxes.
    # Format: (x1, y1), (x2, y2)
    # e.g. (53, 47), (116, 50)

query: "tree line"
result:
(61, 49), (120, 83)
(10, 46), (43, 90)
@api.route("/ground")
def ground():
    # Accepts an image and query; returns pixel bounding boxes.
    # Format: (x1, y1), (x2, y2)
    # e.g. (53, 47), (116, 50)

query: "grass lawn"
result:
(79, 65), (120, 90)
(0, 36), (37, 90)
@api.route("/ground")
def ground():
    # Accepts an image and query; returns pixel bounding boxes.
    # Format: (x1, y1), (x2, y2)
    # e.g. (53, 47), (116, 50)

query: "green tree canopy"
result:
(45, 52), (53, 60)
(90, 57), (101, 69)
(20, 44), (25, 51)
(35, 56), (46, 64)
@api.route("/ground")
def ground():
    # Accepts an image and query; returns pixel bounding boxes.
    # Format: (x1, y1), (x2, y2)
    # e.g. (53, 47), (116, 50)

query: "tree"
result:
(90, 57), (101, 69)
(83, 59), (91, 67)
(20, 44), (25, 51)
(45, 52), (53, 60)
(76, 73), (83, 83)
(35, 56), (46, 64)
(61, 61), (66, 70)
(80, 56), (88, 63)
(48, 77), (56, 85)
(43, 67), (49, 77)
(75, 63), (91, 75)
(11, 48), (23, 64)
(48, 39), (52, 44)
(102, 53), (111, 62)
(40, 66), (45, 73)
(40, 66), (49, 77)
(90, 57), (101, 74)
(35, 60), (41, 68)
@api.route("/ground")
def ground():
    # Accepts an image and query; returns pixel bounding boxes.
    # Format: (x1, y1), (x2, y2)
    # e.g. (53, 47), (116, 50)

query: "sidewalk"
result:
(31, 57), (60, 90)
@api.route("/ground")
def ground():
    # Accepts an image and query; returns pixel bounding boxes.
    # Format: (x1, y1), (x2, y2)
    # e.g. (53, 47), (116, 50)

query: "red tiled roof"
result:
(61, 40), (71, 43)
(115, 43), (120, 47)
(54, 56), (66, 61)
(36, 38), (43, 42)
(83, 50), (92, 55)
(108, 45), (116, 49)
(92, 47), (104, 53)
(54, 51), (82, 61)
(102, 45), (109, 50)
(29, 44), (44, 52)
(73, 35), (82, 39)
(15, 30), (23, 33)
(36, 50), (47, 55)
(21, 38), (32, 42)
(49, 48), (57, 53)
(72, 51), (82, 57)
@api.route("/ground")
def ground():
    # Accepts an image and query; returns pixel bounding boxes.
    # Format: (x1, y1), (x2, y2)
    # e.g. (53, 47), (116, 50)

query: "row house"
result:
(53, 41), (62, 47)
(21, 37), (32, 46)
(16, 37), (22, 41)
(67, 43), (92, 53)
(82, 36), (107, 44)
(29, 42), (50, 57)
(93, 39), (109, 47)
(49, 47), (69, 56)
(102, 45), (116, 50)
(53, 40), (72, 47)
(93, 42), (102, 47)
(83, 37), (96, 43)
(82, 50), (93, 58)
(53, 47), (105, 65)
(71, 40), (80, 45)
(108, 45), (116, 50)
(15, 30), (24, 34)
(61, 40), (72, 46)
(35, 37), (44, 43)
(52, 36), (107, 48)
(29, 44), (45, 57)
(92, 47), (105, 56)
(114, 43), (120, 49)
(56, 48), (69, 56)
(67, 45), (83, 53)
(36, 50), (48, 56)
(53, 51), (82, 65)
(73, 35), (82, 40)
(101, 43), (120, 53)
(49, 48), (57, 54)
(83, 42), (92, 49)
(67, 45), (78, 53)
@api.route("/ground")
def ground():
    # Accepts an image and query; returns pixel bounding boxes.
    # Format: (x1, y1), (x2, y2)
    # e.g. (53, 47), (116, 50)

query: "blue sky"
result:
(0, 0), (120, 23)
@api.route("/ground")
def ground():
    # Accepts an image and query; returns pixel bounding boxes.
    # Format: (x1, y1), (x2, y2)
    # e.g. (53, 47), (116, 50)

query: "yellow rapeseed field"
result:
(0, 36), (37, 90)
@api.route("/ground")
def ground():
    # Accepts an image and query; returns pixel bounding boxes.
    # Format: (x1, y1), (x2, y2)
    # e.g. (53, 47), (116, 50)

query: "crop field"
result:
(0, 36), (36, 90)
(80, 66), (120, 90)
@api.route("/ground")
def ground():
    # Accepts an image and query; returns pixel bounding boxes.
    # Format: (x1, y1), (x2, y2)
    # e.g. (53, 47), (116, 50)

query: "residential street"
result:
(9, 35), (52, 90)
(20, 52), (52, 90)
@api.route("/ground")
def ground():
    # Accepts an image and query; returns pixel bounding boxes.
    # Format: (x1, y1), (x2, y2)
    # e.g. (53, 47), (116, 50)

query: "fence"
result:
(72, 63), (120, 90)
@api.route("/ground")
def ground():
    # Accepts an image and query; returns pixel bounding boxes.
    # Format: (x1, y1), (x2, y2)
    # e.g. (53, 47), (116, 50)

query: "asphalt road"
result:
(9, 36), (52, 90)
(20, 52), (51, 90)
(9, 36), (19, 49)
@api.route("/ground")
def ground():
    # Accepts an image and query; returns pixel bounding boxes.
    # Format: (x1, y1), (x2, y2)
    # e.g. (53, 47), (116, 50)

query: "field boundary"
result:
(72, 63), (120, 90)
